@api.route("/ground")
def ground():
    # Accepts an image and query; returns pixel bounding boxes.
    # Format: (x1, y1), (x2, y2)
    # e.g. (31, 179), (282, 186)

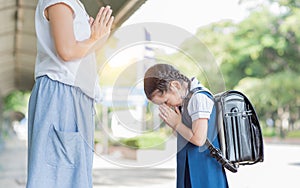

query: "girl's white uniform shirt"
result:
(187, 78), (214, 121)
(35, 0), (100, 101)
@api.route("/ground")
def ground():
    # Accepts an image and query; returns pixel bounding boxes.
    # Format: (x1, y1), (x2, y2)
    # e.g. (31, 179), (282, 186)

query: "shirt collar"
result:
(190, 77), (204, 90)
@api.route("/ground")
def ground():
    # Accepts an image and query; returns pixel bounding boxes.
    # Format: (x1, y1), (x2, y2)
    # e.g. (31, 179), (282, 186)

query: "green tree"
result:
(235, 71), (300, 137)
(197, 6), (300, 88)
(4, 91), (30, 115)
(169, 0), (300, 137)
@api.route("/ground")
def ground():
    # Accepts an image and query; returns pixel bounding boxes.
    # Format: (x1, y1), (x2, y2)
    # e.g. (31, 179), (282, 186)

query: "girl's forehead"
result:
(151, 89), (163, 97)
(151, 93), (167, 105)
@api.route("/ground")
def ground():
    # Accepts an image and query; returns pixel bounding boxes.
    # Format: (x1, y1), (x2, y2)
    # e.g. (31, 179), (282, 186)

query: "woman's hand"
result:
(159, 104), (181, 130)
(89, 6), (114, 45)
(47, 4), (114, 61)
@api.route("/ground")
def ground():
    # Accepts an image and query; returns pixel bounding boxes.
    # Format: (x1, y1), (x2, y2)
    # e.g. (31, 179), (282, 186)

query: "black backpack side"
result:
(188, 88), (264, 172)
(214, 90), (264, 166)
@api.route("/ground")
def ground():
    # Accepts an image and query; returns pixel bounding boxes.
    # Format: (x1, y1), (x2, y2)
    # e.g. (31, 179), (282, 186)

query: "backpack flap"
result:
(214, 90), (264, 165)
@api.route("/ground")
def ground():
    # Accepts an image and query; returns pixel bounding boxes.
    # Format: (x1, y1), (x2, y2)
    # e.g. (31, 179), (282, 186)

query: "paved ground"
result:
(0, 135), (300, 188)
(0, 136), (27, 188)
(226, 144), (300, 188)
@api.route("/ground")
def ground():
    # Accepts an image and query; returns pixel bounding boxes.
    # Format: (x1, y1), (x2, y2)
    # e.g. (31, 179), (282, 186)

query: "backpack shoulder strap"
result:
(185, 87), (238, 173)
(205, 139), (238, 172)
(191, 87), (213, 96)
(183, 87), (213, 114)
(185, 87), (214, 102)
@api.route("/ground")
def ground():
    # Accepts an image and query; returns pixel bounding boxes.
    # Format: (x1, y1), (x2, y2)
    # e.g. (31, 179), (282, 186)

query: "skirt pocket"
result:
(46, 124), (82, 168)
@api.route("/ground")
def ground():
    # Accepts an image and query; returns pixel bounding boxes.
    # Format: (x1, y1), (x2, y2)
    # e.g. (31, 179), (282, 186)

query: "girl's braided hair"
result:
(144, 64), (190, 100)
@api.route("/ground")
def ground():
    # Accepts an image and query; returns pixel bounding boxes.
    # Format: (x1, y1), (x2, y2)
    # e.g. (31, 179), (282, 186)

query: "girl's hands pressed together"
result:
(159, 104), (182, 130)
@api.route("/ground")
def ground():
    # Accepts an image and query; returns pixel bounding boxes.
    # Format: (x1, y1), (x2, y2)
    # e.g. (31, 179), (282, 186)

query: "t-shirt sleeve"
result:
(41, 0), (75, 21)
(187, 93), (214, 121)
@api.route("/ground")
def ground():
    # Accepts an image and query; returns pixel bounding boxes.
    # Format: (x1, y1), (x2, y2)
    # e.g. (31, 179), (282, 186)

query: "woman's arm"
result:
(45, 3), (114, 61)
(159, 104), (208, 146)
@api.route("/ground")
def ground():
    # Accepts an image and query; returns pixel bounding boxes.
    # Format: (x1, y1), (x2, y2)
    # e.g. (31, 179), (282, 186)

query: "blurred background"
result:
(0, 0), (299, 187)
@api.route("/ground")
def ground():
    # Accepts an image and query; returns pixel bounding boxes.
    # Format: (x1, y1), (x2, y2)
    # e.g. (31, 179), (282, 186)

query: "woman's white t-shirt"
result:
(35, 0), (100, 101)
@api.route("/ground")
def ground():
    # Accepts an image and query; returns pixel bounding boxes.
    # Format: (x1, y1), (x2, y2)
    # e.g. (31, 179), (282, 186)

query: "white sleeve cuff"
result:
(43, 0), (75, 21)
(187, 93), (214, 121)
(191, 111), (211, 121)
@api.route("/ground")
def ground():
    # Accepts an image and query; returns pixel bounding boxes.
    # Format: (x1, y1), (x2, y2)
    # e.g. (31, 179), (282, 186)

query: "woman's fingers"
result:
(90, 5), (114, 42)
(94, 7), (104, 24)
(107, 16), (114, 29)
(89, 17), (94, 26)
(99, 6), (111, 25)
(103, 9), (113, 25)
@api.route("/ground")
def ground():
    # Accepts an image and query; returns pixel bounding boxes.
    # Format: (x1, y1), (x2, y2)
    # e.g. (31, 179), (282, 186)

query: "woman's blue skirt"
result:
(26, 76), (95, 188)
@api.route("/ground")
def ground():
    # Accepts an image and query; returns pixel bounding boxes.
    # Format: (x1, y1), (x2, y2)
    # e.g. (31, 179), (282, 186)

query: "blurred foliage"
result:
(235, 71), (300, 118)
(262, 127), (277, 137)
(268, 0), (300, 10)
(165, 1), (300, 137)
(196, 6), (300, 89)
(3, 91), (30, 115)
(119, 131), (168, 150)
(286, 130), (300, 138)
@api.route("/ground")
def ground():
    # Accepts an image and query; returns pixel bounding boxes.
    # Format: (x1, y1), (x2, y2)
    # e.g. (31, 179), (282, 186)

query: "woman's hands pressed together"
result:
(159, 104), (182, 130)
(89, 6), (114, 44)
(47, 4), (114, 61)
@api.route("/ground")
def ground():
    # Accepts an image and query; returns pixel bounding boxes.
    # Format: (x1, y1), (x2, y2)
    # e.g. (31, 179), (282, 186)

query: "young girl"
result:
(144, 64), (228, 188)
(27, 1), (113, 187)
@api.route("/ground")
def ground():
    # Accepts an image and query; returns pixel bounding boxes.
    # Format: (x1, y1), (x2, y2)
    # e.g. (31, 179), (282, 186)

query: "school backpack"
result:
(186, 88), (264, 173)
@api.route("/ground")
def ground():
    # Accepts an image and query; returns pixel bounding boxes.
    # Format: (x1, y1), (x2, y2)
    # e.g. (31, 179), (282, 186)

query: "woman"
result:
(27, 0), (114, 187)
(143, 64), (228, 188)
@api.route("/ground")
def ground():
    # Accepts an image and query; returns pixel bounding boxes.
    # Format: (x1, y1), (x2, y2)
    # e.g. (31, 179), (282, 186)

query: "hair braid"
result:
(144, 64), (191, 100)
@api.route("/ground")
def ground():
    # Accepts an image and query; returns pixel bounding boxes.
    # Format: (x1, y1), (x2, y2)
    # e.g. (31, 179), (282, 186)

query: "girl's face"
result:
(151, 86), (183, 107)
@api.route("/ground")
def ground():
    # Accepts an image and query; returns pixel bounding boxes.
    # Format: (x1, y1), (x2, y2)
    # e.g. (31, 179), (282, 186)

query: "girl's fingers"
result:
(160, 104), (173, 114)
(175, 106), (181, 115)
(159, 113), (166, 121)
(159, 105), (168, 116)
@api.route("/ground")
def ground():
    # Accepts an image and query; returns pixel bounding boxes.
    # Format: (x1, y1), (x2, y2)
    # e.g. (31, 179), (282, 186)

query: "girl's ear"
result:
(170, 81), (181, 90)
